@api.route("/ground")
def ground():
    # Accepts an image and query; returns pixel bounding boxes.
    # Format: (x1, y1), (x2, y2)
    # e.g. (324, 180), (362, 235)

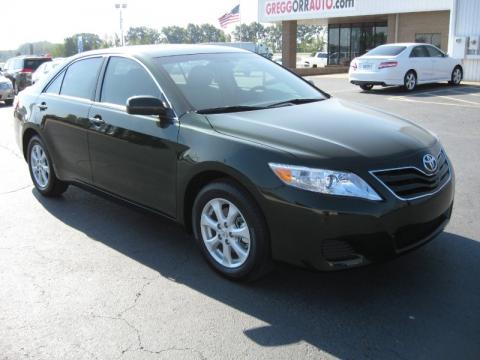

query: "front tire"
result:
(359, 84), (374, 91)
(192, 180), (272, 281)
(404, 71), (417, 92)
(449, 66), (462, 85)
(27, 136), (68, 197)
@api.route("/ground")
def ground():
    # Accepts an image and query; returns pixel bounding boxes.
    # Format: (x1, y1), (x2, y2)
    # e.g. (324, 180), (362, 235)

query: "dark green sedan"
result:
(13, 45), (454, 280)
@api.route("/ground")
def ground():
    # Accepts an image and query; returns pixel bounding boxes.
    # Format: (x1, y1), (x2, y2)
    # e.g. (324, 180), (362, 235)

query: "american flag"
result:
(218, 5), (240, 28)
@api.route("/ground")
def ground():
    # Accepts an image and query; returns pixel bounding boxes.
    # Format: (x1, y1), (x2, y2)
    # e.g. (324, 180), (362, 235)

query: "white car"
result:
(302, 52), (328, 68)
(349, 43), (463, 91)
(32, 58), (65, 84)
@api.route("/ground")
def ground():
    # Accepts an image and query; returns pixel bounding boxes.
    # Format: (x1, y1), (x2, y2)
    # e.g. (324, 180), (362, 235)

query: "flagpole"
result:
(239, 2), (242, 42)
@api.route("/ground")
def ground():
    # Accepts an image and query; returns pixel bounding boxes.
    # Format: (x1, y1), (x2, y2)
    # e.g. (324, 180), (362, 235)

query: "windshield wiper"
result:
(266, 98), (324, 108)
(197, 105), (266, 114)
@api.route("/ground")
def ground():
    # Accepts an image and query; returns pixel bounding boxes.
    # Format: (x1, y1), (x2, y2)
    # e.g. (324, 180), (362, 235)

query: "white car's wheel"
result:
(450, 67), (462, 86)
(404, 71), (417, 92)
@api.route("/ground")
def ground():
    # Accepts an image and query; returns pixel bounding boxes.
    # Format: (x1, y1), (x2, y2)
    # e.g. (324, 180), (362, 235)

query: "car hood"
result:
(205, 98), (437, 168)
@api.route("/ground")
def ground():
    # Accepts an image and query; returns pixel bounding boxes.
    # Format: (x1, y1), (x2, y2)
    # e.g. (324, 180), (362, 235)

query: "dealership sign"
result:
(259, 0), (356, 21)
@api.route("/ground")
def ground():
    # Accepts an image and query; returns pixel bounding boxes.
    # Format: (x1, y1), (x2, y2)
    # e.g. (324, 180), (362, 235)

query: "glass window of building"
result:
(415, 33), (442, 49)
(328, 26), (340, 65)
(328, 22), (388, 65)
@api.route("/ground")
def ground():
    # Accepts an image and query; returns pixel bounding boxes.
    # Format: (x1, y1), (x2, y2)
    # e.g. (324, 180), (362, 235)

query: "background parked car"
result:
(32, 58), (65, 84)
(0, 75), (14, 106)
(2, 56), (51, 93)
(349, 43), (463, 91)
(302, 52), (328, 68)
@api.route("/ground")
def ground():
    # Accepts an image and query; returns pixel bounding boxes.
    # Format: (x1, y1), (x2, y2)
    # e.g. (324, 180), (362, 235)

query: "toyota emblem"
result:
(423, 154), (438, 173)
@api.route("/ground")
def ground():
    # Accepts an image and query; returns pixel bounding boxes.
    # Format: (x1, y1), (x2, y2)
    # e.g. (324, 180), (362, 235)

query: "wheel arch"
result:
(179, 164), (267, 234)
(22, 127), (40, 160)
(405, 68), (417, 79)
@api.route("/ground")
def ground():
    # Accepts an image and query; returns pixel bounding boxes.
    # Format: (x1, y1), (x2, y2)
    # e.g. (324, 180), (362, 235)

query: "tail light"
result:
(20, 68), (33, 73)
(378, 61), (398, 69)
(350, 59), (357, 70)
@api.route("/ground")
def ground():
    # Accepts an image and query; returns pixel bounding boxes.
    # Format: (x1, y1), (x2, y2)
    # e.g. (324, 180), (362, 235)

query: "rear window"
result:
(24, 59), (51, 71)
(367, 46), (406, 56)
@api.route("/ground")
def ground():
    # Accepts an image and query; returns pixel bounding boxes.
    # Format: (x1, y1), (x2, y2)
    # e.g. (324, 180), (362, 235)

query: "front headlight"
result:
(269, 163), (382, 201)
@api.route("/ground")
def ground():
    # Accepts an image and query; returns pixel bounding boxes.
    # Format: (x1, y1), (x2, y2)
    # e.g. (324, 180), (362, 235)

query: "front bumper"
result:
(261, 173), (455, 271)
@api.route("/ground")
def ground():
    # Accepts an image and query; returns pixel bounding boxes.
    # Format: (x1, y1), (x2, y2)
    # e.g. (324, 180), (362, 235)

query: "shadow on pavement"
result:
(33, 187), (480, 359)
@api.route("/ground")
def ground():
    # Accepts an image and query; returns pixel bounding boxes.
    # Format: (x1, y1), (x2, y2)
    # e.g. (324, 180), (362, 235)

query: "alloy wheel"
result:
(30, 144), (50, 189)
(200, 198), (251, 268)
(452, 68), (462, 84)
(405, 73), (416, 91)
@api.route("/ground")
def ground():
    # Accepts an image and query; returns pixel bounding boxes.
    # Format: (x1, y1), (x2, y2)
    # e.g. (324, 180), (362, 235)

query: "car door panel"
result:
(38, 95), (93, 182)
(409, 46), (432, 82)
(426, 46), (451, 80)
(87, 105), (179, 216)
(33, 57), (104, 183)
(87, 56), (179, 217)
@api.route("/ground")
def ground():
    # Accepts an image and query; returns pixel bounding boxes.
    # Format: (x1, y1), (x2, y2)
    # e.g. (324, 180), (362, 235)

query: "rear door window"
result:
(410, 46), (429, 58)
(60, 57), (103, 100)
(45, 71), (65, 95)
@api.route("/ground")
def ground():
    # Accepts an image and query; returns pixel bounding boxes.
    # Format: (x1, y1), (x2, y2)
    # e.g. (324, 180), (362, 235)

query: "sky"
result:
(0, 0), (259, 50)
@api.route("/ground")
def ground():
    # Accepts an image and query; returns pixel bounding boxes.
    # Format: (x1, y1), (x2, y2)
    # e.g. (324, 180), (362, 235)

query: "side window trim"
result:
(98, 54), (177, 118)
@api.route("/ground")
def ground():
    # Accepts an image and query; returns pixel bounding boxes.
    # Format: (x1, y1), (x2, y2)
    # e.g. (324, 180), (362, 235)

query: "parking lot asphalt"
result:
(1, 76), (479, 360)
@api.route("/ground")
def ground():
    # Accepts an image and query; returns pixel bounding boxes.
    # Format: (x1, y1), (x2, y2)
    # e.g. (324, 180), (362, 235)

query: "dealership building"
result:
(258, 0), (480, 80)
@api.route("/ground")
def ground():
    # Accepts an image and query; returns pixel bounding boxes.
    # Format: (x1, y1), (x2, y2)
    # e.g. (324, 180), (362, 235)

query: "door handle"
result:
(38, 102), (48, 111)
(89, 116), (105, 126)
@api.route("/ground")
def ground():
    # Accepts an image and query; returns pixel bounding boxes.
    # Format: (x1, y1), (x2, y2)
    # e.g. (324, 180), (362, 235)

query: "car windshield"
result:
(366, 45), (407, 56)
(154, 52), (325, 112)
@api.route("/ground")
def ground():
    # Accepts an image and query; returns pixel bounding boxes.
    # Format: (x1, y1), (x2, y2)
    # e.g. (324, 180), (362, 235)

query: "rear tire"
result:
(4, 99), (13, 106)
(404, 71), (417, 92)
(359, 84), (374, 91)
(449, 66), (462, 86)
(27, 136), (68, 197)
(192, 180), (272, 281)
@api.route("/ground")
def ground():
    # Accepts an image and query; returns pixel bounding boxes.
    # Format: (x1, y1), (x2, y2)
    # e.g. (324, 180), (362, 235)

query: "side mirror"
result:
(126, 96), (169, 116)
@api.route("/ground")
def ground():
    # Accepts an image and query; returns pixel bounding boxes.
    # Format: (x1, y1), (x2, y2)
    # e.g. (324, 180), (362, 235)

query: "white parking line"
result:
(419, 92), (480, 106)
(389, 96), (480, 108)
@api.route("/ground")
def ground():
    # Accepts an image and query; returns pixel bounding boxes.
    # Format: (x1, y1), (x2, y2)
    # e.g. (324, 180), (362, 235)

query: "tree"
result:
(265, 25), (282, 52)
(162, 26), (188, 44)
(63, 33), (104, 56)
(233, 22), (266, 42)
(297, 25), (326, 52)
(199, 24), (227, 43)
(126, 26), (163, 45)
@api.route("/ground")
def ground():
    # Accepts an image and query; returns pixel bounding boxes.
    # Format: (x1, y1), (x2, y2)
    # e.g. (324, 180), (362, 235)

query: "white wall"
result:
(453, 0), (480, 81)
(258, 0), (452, 22)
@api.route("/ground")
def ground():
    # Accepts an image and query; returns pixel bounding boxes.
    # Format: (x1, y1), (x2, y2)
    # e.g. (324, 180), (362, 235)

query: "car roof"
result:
(73, 44), (249, 60)
(377, 43), (434, 48)
(9, 55), (51, 59)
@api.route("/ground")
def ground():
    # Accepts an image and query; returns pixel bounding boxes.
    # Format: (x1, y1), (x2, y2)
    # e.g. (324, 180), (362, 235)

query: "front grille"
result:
(371, 151), (450, 200)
